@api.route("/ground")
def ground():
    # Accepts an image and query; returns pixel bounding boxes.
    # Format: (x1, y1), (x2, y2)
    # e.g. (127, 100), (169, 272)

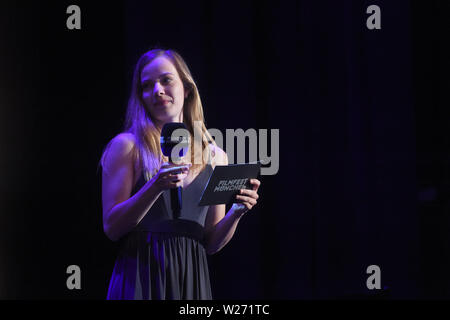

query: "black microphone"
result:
(160, 122), (190, 218)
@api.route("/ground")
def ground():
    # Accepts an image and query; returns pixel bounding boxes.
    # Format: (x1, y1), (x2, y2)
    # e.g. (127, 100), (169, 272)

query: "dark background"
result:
(0, 0), (449, 299)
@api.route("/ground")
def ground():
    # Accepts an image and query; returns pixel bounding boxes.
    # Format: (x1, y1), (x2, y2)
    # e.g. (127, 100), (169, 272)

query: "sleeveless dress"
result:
(106, 163), (213, 300)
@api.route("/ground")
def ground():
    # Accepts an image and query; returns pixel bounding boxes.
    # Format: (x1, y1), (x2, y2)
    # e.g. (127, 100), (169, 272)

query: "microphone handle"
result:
(171, 186), (182, 218)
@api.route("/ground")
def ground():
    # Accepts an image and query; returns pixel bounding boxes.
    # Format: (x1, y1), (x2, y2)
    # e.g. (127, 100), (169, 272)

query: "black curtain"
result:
(0, 0), (449, 299)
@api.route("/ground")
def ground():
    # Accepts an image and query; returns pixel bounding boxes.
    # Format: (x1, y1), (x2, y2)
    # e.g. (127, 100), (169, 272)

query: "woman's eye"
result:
(162, 77), (172, 84)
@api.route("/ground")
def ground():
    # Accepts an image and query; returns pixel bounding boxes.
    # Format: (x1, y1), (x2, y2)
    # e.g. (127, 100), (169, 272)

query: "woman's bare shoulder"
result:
(112, 132), (136, 147)
(103, 133), (137, 168)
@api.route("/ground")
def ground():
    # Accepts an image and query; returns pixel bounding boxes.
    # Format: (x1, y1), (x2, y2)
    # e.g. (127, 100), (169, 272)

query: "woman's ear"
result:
(184, 82), (192, 99)
(184, 88), (191, 99)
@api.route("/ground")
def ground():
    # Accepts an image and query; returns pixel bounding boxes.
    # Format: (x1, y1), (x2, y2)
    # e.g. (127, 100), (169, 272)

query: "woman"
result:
(101, 49), (261, 299)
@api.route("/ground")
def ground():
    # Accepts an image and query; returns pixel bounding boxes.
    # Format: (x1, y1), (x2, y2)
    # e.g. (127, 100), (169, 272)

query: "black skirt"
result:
(106, 226), (212, 300)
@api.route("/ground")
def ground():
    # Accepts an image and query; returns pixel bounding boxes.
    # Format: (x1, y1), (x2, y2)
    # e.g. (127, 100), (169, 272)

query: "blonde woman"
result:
(101, 49), (261, 299)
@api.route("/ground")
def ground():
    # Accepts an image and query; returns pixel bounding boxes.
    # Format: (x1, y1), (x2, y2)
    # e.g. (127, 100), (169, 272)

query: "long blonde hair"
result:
(101, 48), (214, 180)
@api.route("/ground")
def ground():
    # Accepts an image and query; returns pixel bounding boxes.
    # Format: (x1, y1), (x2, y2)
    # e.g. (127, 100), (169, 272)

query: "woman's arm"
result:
(204, 203), (245, 255)
(102, 133), (189, 241)
(203, 145), (260, 254)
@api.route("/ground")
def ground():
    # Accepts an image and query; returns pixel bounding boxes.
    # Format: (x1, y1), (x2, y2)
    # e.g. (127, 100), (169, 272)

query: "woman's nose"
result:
(153, 82), (164, 95)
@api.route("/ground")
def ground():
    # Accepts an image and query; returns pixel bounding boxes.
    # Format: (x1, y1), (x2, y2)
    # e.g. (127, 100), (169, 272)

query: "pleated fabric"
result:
(106, 229), (212, 300)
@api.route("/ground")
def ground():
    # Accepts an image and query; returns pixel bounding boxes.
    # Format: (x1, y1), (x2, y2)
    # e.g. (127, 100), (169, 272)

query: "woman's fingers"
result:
(155, 164), (190, 190)
(250, 178), (261, 191)
(160, 164), (190, 176)
(235, 194), (257, 206)
(158, 167), (190, 183)
(234, 199), (254, 211)
(233, 181), (261, 214)
(162, 173), (188, 186)
(239, 188), (259, 200)
(170, 173), (188, 182)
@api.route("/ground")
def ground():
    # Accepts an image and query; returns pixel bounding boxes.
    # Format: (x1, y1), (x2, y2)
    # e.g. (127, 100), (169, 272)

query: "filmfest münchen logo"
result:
(214, 178), (249, 192)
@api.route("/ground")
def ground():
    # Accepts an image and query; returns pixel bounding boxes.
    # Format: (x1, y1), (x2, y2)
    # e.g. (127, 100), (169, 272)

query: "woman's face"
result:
(141, 56), (187, 126)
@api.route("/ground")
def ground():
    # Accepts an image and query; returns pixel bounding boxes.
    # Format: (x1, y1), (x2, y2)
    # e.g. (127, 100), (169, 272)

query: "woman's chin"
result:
(154, 114), (182, 125)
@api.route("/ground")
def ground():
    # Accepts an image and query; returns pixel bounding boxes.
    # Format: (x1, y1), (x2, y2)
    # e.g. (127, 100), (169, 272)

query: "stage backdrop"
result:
(1, 0), (449, 299)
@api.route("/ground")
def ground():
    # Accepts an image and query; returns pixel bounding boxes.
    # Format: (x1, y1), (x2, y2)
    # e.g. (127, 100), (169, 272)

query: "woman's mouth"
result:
(154, 99), (171, 106)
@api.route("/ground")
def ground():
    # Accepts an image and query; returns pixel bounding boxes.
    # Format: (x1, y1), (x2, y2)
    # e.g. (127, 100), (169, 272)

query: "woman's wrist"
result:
(146, 175), (164, 196)
(228, 203), (247, 219)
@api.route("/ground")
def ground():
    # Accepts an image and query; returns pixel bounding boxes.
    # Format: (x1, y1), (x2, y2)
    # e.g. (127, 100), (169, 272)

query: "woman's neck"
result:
(155, 115), (184, 129)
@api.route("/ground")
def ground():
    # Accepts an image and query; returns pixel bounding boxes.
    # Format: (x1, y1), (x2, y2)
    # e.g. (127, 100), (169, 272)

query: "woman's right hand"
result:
(152, 162), (191, 192)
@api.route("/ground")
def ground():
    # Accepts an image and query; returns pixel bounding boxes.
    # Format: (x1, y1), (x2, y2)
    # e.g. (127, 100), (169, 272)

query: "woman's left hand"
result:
(233, 178), (261, 216)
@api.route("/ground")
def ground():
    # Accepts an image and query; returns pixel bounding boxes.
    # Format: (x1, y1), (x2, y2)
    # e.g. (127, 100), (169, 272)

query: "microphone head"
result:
(160, 122), (190, 161)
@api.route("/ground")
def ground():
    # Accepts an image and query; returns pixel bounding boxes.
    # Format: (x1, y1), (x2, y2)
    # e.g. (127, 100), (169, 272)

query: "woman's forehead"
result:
(141, 57), (177, 79)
